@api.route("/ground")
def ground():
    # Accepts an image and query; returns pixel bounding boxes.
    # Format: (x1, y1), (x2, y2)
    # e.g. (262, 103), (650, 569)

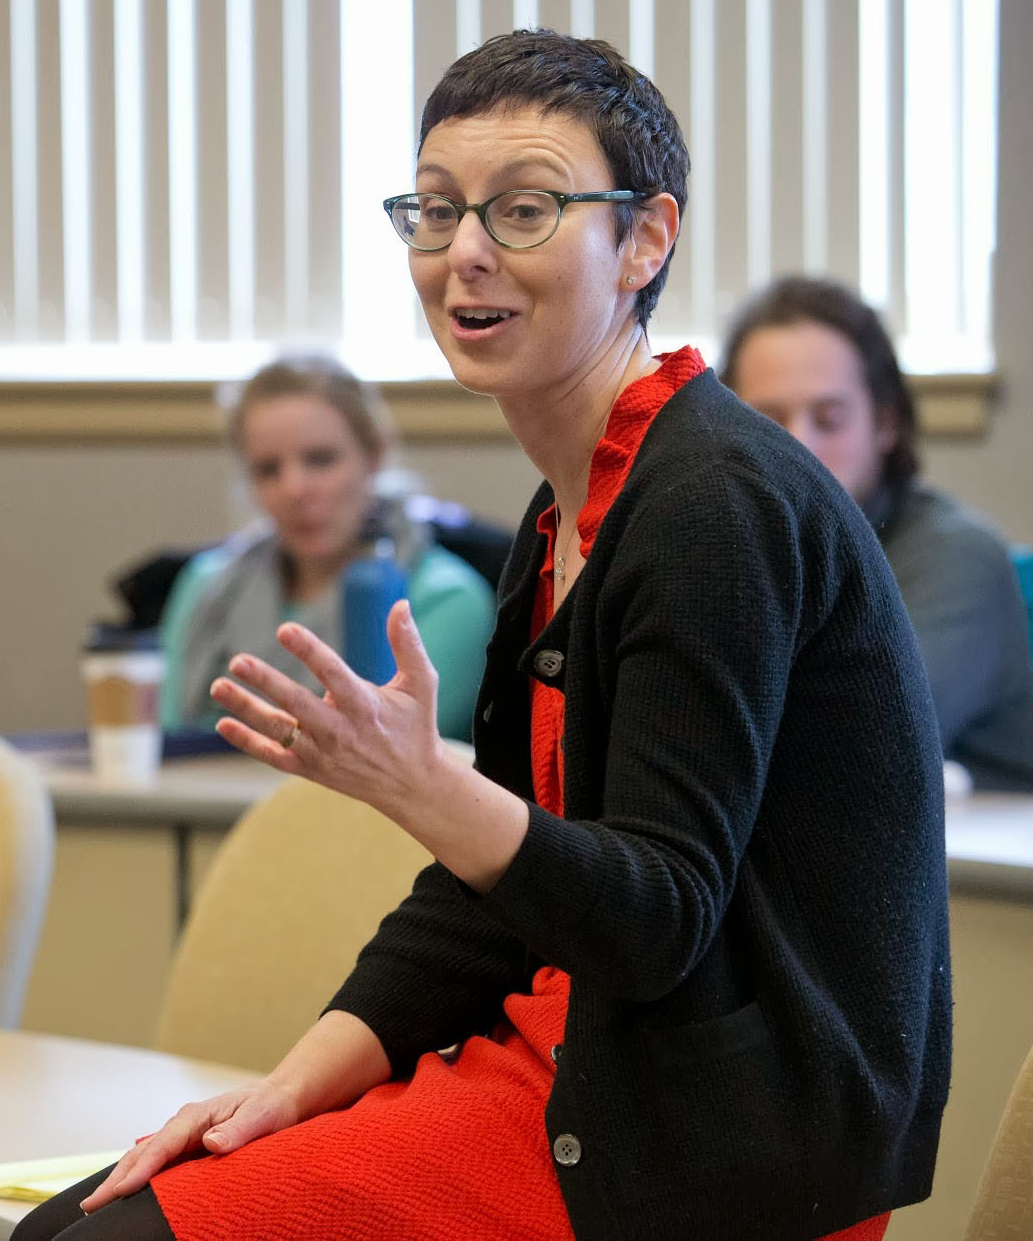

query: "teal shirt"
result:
(159, 541), (496, 742)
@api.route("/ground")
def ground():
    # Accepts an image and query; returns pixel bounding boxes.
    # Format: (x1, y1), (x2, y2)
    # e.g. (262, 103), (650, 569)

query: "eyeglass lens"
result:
(391, 192), (561, 250)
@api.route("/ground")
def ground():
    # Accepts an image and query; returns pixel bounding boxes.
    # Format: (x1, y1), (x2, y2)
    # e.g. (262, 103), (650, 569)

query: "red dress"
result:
(151, 347), (888, 1240)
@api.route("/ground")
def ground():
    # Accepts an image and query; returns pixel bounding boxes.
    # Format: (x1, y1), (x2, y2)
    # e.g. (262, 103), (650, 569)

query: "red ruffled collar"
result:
(535, 345), (706, 565)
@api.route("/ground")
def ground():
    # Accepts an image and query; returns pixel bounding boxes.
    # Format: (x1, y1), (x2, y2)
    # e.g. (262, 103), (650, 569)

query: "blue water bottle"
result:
(341, 538), (409, 683)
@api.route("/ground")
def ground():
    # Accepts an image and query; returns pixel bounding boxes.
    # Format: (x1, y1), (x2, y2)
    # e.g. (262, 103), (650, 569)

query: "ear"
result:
(621, 192), (680, 290)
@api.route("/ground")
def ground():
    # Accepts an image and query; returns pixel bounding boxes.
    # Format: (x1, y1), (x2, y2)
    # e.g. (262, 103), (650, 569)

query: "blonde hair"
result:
(224, 353), (392, 465)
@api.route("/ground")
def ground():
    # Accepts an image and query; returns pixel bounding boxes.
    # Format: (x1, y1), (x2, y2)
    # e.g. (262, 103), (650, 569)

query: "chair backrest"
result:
(153, 776), (435, 1072)
(964, 1042), (1033, 1240)
(0, 738), (55, 1028)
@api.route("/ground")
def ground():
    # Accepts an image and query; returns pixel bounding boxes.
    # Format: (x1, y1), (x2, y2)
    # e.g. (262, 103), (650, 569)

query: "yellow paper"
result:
(0, 1151), (124, 1203)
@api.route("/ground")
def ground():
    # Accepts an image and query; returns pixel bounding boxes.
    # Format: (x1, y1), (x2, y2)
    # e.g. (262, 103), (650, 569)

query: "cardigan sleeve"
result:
(323, 859), (530, 1074)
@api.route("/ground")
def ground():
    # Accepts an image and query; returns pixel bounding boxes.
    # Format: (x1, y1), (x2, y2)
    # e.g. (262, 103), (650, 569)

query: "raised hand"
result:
(213, 596), (528, 892)
(210, 599), (444, 819)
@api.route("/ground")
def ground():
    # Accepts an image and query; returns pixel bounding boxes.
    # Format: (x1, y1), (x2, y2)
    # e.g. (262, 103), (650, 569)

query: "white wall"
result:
(920, 0), (1033, 542)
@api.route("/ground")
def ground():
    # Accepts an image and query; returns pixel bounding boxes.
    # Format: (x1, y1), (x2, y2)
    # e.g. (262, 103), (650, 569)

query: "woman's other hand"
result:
(81, 1010), (392, 1214)
(79, 1078), (300, 1213)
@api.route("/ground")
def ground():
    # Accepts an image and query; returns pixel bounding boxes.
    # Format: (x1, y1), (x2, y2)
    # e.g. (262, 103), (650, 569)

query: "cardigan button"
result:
(550, 1042), (562, 1065)
(533, 649), (564, 678)
(553, 1133), (582, 1167)
(482, 700), (493, 723)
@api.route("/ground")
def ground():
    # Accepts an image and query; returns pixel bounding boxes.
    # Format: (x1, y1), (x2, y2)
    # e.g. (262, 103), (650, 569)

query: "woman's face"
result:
(731, 320), (898, 504)
(408, 107), (637, 404)
(239, 393), (377, 566)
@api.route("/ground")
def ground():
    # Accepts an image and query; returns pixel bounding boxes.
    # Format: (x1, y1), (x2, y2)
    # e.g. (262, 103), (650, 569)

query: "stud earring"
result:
(626, 275), (637, 286)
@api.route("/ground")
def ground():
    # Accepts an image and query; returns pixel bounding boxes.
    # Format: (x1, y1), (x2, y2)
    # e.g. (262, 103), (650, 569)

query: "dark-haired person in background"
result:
(722, 275), (1033, 791)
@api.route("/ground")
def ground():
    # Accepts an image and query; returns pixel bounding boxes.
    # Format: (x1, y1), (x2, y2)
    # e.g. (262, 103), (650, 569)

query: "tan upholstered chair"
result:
(153, 775), (436, 1072)
(964, 1042), (1033, 1240)
(0, 738), (55, 1028)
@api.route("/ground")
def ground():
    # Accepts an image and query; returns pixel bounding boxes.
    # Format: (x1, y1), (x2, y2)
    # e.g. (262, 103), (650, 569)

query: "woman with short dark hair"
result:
(18, 31), (949, 1241)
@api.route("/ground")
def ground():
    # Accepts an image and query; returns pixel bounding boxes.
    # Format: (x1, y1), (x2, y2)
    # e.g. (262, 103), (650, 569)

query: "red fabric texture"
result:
(151, 973), (573, 1240)
(152, 346), (886, 1239)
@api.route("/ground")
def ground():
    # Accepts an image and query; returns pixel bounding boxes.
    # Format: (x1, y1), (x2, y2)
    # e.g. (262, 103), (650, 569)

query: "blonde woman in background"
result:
(158, 354), (497, 742)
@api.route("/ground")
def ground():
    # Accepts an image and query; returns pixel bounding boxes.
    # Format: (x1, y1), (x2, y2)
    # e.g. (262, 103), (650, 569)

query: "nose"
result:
(278, 461), (310, 500)
(447, 209), (498, 279)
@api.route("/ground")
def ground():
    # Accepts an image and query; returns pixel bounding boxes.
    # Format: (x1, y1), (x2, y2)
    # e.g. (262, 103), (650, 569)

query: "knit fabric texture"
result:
(150, 968), (574, 1239)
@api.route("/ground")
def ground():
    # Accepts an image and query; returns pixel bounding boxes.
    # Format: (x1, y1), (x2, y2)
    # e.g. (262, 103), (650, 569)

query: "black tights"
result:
(10, 1164), (175, 1240)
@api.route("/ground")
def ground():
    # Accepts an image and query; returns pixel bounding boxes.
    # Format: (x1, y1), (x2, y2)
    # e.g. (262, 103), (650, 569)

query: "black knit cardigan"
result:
(329, 368), (952, 1241)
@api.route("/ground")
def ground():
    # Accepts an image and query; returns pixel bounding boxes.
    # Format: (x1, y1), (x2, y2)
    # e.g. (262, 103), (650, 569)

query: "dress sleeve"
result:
(409, 546), (497, 742)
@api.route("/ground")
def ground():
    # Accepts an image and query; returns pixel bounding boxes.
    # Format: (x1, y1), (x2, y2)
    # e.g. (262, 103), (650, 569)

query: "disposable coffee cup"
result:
(81, 625), (165, 783)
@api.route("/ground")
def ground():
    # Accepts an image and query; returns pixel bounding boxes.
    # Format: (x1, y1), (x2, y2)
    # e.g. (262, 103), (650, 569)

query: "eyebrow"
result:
(415, 155), (570, 187)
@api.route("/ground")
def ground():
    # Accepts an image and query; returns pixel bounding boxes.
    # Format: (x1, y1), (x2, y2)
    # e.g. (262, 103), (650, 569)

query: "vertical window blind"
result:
(0, 0), (998, 380)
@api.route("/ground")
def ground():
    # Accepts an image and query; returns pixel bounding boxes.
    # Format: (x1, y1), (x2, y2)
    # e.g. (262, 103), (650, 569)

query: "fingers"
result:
(80, 1089), (267, 1214)
(211, 675), (300, 745)
(211, 625), (366, 723)
(386, 600), (438, 705)
(210, 615), (438, 783)
(221, 647), (329, 722)
(276, 622), (369, 700)
(202, 1093), (282, 1154)
(213, 713), (305, 770)
(79, 1105), (198, 1212)
(79, 1148), (139, 1213)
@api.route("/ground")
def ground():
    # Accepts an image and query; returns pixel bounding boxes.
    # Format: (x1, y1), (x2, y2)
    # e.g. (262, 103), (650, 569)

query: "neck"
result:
(498, 328), (657, 521)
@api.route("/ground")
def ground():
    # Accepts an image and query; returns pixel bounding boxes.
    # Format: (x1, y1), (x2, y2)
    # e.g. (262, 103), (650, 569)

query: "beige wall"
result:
(920, 0), (1033, 543)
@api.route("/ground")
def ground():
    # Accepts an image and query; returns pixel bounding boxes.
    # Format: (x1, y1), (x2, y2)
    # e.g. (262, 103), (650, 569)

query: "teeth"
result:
(456, 308), (511, 319)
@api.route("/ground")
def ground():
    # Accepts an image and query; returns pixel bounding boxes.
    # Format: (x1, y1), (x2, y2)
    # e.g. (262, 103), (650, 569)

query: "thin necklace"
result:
(554, 515), (579, 585)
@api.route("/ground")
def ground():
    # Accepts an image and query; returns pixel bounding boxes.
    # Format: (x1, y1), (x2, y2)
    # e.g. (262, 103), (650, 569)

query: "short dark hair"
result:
(719, 276), (920, 484)
(419, 29), (689, 331)
(225, 353), (391, 464)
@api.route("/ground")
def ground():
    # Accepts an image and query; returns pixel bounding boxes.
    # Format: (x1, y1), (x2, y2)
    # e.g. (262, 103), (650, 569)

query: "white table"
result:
(0, 1029), (260, 1232)
(945, 791), (1033, 898)
(37, 750), (285, 828)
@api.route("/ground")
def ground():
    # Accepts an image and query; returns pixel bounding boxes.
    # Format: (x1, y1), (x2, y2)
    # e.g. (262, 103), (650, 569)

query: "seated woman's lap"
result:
(141, 1031), (571, 1241)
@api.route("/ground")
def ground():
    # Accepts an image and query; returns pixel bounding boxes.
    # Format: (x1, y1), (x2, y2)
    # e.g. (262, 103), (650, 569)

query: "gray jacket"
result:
(867, 480), (1033, 790)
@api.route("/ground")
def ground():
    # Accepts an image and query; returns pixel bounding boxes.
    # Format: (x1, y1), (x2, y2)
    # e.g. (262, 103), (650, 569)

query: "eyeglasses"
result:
(382, 189), (649, 252)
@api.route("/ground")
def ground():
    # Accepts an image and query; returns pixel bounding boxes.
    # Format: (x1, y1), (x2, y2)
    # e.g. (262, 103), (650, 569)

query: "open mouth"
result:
(453, 307), (513, 331)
